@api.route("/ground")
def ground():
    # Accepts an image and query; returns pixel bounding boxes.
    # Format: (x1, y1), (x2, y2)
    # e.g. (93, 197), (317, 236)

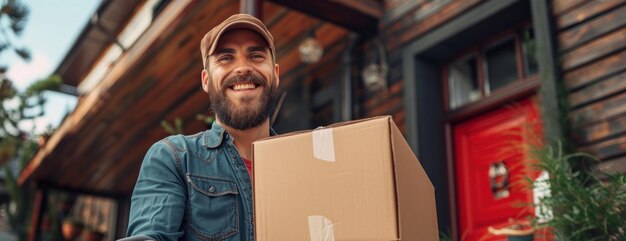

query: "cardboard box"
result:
(253, 116), (438, 241)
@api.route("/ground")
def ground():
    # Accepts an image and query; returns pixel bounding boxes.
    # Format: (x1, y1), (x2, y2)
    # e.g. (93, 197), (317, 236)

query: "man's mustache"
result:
(222, 74), (266, 89)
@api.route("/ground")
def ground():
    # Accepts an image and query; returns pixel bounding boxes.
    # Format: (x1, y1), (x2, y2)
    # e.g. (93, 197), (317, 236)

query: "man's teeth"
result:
(232, 83), (256, 91)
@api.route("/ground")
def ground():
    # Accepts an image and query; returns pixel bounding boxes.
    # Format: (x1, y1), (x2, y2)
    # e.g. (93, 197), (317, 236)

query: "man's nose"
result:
(233, 58), (253, 75)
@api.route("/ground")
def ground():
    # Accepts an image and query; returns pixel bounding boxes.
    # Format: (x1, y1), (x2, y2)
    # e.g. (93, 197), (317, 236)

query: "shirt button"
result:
(243, 187), (247, 191)
(208, 186), (216, 193)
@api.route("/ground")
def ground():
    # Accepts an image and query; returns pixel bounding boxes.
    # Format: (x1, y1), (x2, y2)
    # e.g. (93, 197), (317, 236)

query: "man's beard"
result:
(207, 73), (277, 130)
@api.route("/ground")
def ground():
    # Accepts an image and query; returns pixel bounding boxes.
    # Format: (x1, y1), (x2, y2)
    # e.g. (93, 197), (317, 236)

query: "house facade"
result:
(18, 0), (626, 240)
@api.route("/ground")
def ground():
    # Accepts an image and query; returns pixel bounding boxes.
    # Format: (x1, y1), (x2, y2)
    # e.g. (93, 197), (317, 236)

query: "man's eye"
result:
(219, 55), (233, 62)
(251, 54), (265, 60)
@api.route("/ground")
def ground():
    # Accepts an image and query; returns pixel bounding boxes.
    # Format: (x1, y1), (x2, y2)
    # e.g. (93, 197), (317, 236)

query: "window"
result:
(448, 54), (480, 109)
(445, 25), (538, 110)
(484, 37), (517, 93)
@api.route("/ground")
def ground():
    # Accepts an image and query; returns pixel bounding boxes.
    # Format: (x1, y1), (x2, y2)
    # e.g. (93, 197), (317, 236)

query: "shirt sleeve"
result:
(126, 140), (186, 241)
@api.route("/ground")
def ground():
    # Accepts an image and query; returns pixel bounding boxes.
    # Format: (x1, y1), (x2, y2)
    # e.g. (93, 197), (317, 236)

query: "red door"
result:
(453, 98), (541, 241)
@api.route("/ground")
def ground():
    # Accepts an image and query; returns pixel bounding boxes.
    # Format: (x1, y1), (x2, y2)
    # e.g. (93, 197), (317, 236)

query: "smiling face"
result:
(201, 29), (280, 130)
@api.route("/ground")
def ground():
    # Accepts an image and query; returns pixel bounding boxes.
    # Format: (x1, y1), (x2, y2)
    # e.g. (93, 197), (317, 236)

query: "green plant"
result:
(161, 114), (215, 135)
(530, 142), (626, 241)
(0, 0), (31, 64)
(1, 1), (63, 240)
(160, 117), (183, 135)
(2, 138), (37, 241)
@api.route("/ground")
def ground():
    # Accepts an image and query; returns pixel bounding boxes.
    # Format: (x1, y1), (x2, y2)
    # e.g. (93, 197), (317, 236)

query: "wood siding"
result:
(554, 0), (626, 169)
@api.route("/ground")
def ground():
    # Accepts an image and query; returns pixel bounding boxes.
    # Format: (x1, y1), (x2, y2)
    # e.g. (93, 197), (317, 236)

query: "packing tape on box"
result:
(312, 128), (336, 162)
(308, 215), (335, 241)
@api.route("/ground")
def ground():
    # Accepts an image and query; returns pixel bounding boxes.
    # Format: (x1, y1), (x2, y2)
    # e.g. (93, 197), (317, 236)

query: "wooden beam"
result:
(27, 188), (47, 241)
(332, 0), (384, 18)
(269, 0), (378, 36)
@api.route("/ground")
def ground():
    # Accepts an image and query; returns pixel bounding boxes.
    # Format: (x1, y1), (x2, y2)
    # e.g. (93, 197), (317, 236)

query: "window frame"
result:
(442, 22), (537, 113)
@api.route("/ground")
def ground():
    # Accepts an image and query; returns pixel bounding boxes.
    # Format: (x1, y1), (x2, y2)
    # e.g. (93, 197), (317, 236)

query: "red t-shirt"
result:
(243, 158), (253, 180)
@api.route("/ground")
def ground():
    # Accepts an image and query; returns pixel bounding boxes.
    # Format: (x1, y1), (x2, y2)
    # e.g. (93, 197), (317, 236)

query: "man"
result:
(125, 14), (279, 241)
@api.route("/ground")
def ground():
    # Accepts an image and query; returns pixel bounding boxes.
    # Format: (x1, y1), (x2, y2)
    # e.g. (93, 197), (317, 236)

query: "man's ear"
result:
(274, 63), (280, 86)
(201, 69), (209, 93)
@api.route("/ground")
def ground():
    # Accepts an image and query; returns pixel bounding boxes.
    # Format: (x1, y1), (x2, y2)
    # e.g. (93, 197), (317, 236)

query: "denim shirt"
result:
(127, 122), (275, 241)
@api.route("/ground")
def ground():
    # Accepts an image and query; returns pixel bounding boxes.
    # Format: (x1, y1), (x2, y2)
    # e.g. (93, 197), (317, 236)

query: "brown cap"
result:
(201, 14), (275, 68)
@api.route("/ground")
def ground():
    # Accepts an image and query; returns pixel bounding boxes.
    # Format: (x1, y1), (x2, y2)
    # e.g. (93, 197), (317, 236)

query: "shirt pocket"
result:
(186, 174), (240, 240)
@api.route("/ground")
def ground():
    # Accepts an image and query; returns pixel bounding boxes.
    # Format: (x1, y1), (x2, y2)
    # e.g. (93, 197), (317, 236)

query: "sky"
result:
(3, 0), (101, 134)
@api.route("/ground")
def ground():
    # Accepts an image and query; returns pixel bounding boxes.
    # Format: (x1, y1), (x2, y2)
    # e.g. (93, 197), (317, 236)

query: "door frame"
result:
(400, 0), (560, 238)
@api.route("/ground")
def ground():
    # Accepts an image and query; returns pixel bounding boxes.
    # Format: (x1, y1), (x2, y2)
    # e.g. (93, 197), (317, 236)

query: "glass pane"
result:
(485, 37), (518, 92)
(521, 27), (539, 76)
(448, 54), (480, 109)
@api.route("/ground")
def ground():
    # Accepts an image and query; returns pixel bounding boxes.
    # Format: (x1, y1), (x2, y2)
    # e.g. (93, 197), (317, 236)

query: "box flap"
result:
(390, 118), (439, 241)
(257, 115), (392, 143)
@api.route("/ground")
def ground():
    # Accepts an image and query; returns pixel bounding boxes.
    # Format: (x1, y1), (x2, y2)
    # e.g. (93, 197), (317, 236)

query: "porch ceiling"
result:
(19, 0), (378, 197)
(55, 0), (142, 87)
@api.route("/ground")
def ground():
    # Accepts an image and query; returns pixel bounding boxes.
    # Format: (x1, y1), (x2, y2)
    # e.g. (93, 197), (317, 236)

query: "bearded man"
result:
(125, 14), (279, 241)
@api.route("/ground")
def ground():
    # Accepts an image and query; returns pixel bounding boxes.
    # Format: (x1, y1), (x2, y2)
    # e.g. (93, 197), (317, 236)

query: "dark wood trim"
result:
(114, 197), (131, 239)
(269, 0), (378, 37)
(445, 76), (540, 122)
(332, 0), (384, 19)
(444, 122), (458, 240)
(402, 56), (450, 234)
(341, 34), (358, 121)
(515, 32), (526, 80)
(382, 1), (421, 25)
(27, 188), (47, 241)
(477, 50), (486, 96)
(402, 53), (419, 152)
(530, 0), (567, 149)
(402, 0), (524, 56)
(441, 67), (450, 112)
(442, 20), (532, 64)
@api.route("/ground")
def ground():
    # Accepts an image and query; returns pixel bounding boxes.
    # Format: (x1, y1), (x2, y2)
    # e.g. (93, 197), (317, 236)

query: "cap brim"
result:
(208, 21), (273, 56)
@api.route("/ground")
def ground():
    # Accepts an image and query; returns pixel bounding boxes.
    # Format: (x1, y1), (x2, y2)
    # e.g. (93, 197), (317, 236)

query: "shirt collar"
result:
(203, 121), (278, 148)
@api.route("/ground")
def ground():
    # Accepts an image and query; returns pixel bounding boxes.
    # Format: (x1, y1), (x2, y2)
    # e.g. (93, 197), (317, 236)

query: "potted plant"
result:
(529, 143), (626, 241)
(61, 217), (83, 241)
